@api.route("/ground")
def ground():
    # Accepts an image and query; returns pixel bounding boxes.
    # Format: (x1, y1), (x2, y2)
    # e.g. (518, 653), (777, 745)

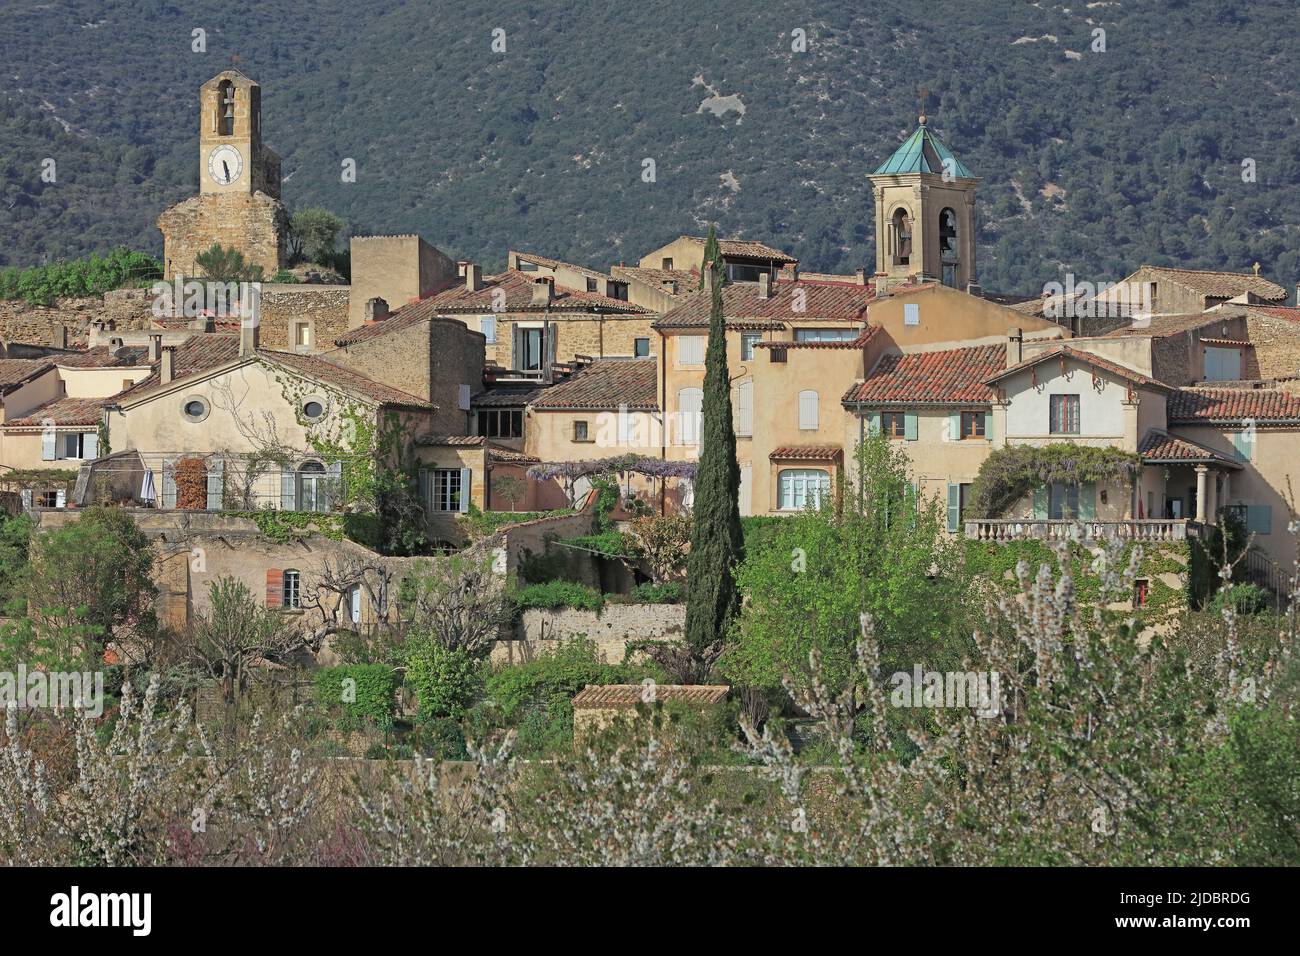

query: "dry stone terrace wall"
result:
(0, 288), (157, 347)
(493, 603), (685, 665)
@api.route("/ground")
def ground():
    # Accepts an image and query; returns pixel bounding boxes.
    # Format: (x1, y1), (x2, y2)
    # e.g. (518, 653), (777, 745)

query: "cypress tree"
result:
(683, 226), (744, 673)
(699, 229), (725, 290)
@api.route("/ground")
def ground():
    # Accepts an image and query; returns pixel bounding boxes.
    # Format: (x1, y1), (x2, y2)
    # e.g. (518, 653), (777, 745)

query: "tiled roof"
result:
(263, 351), (432, 408)
(987, 345), (1171, 392)
(1246, 305), (1300, 322)
(571, 684), (730, 709)
(511, 251), (608, 280)
(122, 334), (242, 394)
(418, 435), (487, 446)
(769, 445), (843, 461)
(845, 344), (1004, 406)
(0, 359), (53, 394)
(677, 235), (796, 263)
(613, 266), (699, 295)
(472, 385), (545, 407)
(423, 270), (649, 314)
(1110, 312), (1230, 338)
(1168, 387), (1300, 425)
(1138, 266), (1286, 301)
(332, 305), (434, 347)
(1138, 429), (1242, 468)
(755, 326), (879, 350)
(6, 396), (108, 427)
(530, 358), (657, 411)
(873, 120), (975, 178)
(55, 345), (152, 367)
(654, 279), (874, 328)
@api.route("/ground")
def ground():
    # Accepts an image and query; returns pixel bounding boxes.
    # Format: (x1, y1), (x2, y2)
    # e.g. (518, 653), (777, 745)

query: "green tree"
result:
(24, 505), (157, 656)
(722, 435), (969, 701)
(698, 228), (724, 290)
(681, 227), (743, 680)
(193, 243), (264, 283)
(288, 207), (346, 266)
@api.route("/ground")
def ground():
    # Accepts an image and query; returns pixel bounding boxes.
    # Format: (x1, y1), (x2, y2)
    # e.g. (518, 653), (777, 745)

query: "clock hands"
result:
(222, 160), (231, 183)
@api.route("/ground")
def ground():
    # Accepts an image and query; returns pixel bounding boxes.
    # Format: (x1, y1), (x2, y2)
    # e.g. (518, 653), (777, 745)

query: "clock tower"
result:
(158, 70), (288, 280)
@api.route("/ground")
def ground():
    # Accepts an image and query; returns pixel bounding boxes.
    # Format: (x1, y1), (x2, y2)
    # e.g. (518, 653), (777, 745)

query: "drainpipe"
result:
(659, 328), (667, 515)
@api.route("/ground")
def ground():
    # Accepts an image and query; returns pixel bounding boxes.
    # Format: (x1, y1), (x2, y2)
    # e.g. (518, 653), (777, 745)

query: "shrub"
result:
(314, 664), (398, 730)
(513, 580), (604, 613)
(406, 644), (482, 721)
(619, 581), (685, 604)
(1208, 582), (1272, 616)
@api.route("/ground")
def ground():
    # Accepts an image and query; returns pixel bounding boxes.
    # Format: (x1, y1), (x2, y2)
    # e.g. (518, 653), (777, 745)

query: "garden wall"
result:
(492, 603), (685, 664)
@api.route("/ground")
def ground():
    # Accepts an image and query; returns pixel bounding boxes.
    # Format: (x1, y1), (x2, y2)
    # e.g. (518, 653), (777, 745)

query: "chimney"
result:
(1007, 328), (1023, 367)
(661, 279), (678, 295)
(855, 268), (868, 286)
(465, 264), (483, 293)
(531, 276), (554, 307)
(148, 334), (162, 362)
(457, 260), (470, 277)
(757, 272), (771, 299)
(364, 296), (389, 323)
(240, 318), (259, 356)
(702, 263), (716, 293)
(779, 263), (798, 282)
(160, 347), (174, 385)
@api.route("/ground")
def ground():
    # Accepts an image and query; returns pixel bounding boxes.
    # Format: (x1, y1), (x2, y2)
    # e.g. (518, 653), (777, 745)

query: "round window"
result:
(182, 398), (208, 422)
(303, 400), (324, 420)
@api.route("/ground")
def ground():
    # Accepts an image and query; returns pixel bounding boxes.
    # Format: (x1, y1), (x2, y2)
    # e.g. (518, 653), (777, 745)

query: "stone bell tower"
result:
(157, 70), (288, 280)
(868, 115), (980, 295)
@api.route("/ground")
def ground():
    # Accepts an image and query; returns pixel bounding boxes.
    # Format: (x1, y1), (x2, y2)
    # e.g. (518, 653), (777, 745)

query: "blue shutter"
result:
(325, 460), (343, 512)
(458, 468), (472, 513)
(949, 412), (961, 441)
(983, 412), (993, 441)
(1032, 485), (1048, 519)
(1079, 482), (1097, 520)
(206, 458), (224, 510)
(82, 432), (98, 460)
(904, 413), (918, 441)
(946, 483), (961, 532)
(1246, 505), (1272, 535)
(418, 467), (431, 508)
(281, 469), (296, 511)
(866, 411), (881, 436)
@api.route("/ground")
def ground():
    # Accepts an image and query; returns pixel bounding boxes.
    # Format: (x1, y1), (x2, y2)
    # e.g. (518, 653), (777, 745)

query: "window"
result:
(769, 346), (787, 363)
(904, 303), (920, 326)
(662, 257), (673, 270)
(960, 411), (986, 440)
(736, 381), (753, 437)
(216, 79), (235, 136)
(741, 332), (761, 360)
(678, 335), (705, 365)
(778, 469), (830, 511)
(677, 388), (703, 445)
(302, 399), (325, 422)
(573, 420), (591, 442)
(586, 277), (599, 292)
(794, 328), (857, 343)
(477, 409), (523, 438)
(479, 316), (496, 344)
(1049, 394), (1080, 434)
(882, 411), (907, 439)
(892, 208), (911, 265)
(606, 281), (629, 300)
(294, 322), (311, 349)
(38, 490), (60, 508)
(431, 469), (463, 512)
(297, 461), (327, 512)
(182, 397), (209, 422)
(634, 337), (650, 358)
(1049, 482), (1080, 519)
(1133, 578), (1150, 608)
(515, 327), (544, 371)
(798, 390), (819, 430)
(282, 570), (301, 610)
(726, 263), (768, 283)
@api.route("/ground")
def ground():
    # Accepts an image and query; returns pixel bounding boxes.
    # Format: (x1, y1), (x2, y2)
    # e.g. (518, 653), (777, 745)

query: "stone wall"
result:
(259, 284), (351, 351)
(492, 603), (685, 664)
(0, 288), (156, 348)
(157, 191), (288, 280)
(1246, 310), (1300, 380)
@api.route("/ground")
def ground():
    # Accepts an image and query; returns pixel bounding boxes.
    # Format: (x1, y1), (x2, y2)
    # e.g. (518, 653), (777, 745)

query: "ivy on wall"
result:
(966, 444), (1143, 519)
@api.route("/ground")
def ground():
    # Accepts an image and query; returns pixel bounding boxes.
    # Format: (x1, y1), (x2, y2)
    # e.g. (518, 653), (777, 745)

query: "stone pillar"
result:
(1221, 471), (1231, 509)
(1205, 470), (1218, 523)
(1194, 465), (1208, 522)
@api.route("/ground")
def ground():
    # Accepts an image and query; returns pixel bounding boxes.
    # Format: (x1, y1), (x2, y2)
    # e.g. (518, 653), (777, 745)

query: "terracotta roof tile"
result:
(6, 396), (108, 427)
(769, 445), (843, 461)
(424, 270), (649, 314)
(613, 266), (699, 296)
(846, 344), (1004, 405)
(1110, 312), (1229, 338)
(654, 279), (874, 328)
(122, 334), (241, 394)
(511, 251), (609, 280)
(986, 345), (1170, 392)
(1138, 266), (1287, 301)
(55, 345), (152, 367)
(675, 235), (797, 263)
(0, 359), (54, 394)
(472, 385), (545, 407)
(530, 358), (657, 411)
(1138, 429), (1243, 467)
(263, 350), (432, 408)
(1246, 305), (1300, 322)
(755, 326), (879, 350)
(571, 684), (730, 709)
(1168, 387), (1300, 425)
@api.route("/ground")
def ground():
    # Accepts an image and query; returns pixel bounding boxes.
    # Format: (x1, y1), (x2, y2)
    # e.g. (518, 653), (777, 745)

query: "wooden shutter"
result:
(904, 413), (918, 441)
(206, 457), (225, 510)
(418, 467), (431, 508)
(1032, 485), (1048, 519)
(480, 316), (496, 343)
(983, 412), (993, 441)
(946, 484), (961, 532)
(458, 467), (472, 513)
(265, 569), (284, 609)
(458, 384), (471, 411)
(737, 381), (753, 437)
(739, 464), (752, 516)
(1246, 504), (1272, 534)
(82, 431), (98, 459)
(798, 390), (819, 430)
(42, 430), (56, 461)
(866, 411), (881, 437)
(161, 459), (176, 509)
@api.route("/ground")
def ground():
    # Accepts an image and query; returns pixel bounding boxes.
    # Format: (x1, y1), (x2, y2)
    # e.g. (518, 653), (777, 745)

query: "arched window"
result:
(217, 80), (235, 136)
(939, 207), (959, 288)
(892, 209), (911, 265)
(798, 389), (819, 430)
(297, 460), (326, 512)
(778, 469), (830, 511)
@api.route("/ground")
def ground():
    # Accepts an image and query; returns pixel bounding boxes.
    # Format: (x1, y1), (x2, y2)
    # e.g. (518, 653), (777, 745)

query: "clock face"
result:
(207, 145), (243, 186)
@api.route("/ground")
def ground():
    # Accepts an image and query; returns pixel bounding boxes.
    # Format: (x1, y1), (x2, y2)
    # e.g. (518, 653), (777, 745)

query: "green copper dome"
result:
(873, 117), (975, 178)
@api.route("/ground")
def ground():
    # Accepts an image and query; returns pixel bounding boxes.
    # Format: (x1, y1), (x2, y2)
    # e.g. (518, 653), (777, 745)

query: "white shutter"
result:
(479, 316), (496, 343)
(42, 430), (56, 461)
(678, 335), (705, 365)
(349, 586), (362, 624)
(618, 406), (632, 446)
(677, 388), (702, 445)
(904, 303), (920, 326)
(206, 457), (225, 510)
(55, 489), (66, 508)
(737, 381), (753, 437)
(458, 384), (471, 410)
(798, 390), (819, 430)
(739, 464), (752, 516)
(82, 431), (98, 460)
